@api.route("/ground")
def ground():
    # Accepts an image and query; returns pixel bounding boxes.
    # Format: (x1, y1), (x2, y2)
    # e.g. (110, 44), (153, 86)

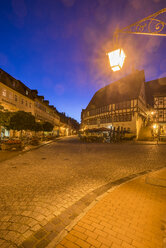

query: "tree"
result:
(9, 111), (36, 138)
(42, 121), (54, 132)
(0, 105), (4, 111)
(0, 111), (13, 130)
(33, 122), (43, 136)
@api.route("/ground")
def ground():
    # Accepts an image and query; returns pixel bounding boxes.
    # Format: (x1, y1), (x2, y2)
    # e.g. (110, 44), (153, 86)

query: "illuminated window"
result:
(26, 90), (28, 95)
(2, 89), (7, 97)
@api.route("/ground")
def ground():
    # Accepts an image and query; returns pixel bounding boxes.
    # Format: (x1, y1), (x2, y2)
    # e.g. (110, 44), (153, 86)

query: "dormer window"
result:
(26, 90), (28, 95)
(13, 81), (16, 87)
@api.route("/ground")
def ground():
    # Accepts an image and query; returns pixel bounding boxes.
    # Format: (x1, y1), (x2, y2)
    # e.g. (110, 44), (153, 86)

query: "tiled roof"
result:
(86, 70), (145, 110)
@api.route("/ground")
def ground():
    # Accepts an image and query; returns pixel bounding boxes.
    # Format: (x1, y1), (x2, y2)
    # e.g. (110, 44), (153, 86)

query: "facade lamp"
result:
(153, 124), (158, 129)
(108, 8), (166, 72)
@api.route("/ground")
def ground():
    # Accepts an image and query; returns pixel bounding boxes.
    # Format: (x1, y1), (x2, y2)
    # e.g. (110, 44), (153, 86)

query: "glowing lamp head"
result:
(108, 48), (126, 71)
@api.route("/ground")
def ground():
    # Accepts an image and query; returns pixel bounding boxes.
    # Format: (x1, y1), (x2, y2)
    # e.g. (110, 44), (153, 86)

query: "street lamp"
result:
(108, 8), (166, 71)
(108, 48), (126, 71)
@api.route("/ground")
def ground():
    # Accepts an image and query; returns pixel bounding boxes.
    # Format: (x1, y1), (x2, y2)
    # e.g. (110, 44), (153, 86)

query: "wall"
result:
(0, 82), (34, 114)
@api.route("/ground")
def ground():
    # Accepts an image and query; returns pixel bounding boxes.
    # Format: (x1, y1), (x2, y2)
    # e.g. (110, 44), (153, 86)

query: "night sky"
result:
(0, 0), (166, 122)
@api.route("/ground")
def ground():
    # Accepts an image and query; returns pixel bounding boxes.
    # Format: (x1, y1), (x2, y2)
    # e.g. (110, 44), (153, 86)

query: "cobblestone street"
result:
(0, 136), (165, 247)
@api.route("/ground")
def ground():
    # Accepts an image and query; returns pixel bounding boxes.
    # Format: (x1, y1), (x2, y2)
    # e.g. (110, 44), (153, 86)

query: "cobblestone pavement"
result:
(58, 168), (166, 248)
(0, 136), (165, 247)
(0, 140), (55, 163)
(0, 150), (21, 163)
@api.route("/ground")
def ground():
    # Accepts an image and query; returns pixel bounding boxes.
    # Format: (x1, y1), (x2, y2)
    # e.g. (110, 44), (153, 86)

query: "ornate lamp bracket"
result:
(115, 8), (166, 38)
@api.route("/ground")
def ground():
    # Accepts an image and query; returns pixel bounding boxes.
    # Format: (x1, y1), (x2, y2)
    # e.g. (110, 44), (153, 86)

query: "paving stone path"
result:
(0, 136), (165, 247)
(57, 169), (166, 248)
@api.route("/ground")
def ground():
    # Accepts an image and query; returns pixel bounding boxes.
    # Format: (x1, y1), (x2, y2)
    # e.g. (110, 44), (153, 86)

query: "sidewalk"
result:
(0, 139), (59, 163)
(55, 168), (166, 248)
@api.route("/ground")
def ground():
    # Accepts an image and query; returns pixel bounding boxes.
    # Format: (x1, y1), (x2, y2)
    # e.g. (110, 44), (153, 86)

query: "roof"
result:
(145, 77), (166, 106)
(0, 68), (34, 100)
(86, 70), (145, 110)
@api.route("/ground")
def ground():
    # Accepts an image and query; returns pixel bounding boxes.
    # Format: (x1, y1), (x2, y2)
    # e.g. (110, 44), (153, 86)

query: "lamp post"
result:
(108, 8), (166, 71)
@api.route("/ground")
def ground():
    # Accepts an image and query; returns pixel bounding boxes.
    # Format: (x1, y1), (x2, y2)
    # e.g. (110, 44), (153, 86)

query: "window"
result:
(29, 103), (32, 108)
(119, 115), (124, 122)
(26, 90), (28, 95)
(9, 92), (13, 99)
(159, 110), (163, 118)
(15, 95), (18, 101)
(113, 116), (117, 122)
(126, 114), (131, 121)
(159, 98), (163, 105)
(2, 89), (7, 97)
(21, 99), (24, 104)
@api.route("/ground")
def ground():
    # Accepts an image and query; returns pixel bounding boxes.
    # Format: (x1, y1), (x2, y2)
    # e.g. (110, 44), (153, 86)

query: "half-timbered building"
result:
(145, 77), (166, 137)
(81, 70), (147, 138)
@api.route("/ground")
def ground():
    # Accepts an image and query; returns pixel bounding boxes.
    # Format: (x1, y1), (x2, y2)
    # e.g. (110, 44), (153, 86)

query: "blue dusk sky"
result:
(0, 0), (166, 122)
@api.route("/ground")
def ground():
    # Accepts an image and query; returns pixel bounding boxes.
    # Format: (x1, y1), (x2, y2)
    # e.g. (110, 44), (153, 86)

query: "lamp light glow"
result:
(108, 48), (126, 71)
(153, 124), (158, 129)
